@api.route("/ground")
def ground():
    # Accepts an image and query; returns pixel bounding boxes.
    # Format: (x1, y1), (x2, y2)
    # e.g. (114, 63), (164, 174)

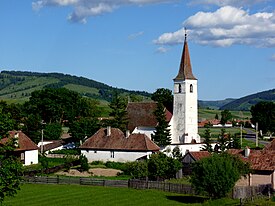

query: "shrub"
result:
(79, 155), (89, 172)
(124, 161), (148, 178)
(105, 161), (126, 171)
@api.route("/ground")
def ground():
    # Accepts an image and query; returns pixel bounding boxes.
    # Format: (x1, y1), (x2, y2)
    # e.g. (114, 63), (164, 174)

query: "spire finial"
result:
(184, 27), (187, 42)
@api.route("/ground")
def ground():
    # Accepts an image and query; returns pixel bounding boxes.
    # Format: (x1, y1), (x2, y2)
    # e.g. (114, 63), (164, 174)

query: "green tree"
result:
(108, 92), (128, 132)
(215, 113), (219, 120)
(190, 153), (250, 199)
(147, 153), (181, 180)
(151, 102), (171, 147)
(220, 110), (232, 125)
(201, 128), (213, 153)
(172, 146), (183, 160)
(216, 128), (229, 152)
(69, 117), (99, 143)
(79, 154), (89, 172)
(251, 101), (275, 134)
(124, 161), (148, 179)
(22, 114), (42, 143)
(151, 88), (173, 112)
(24, 88), (96, 124)
(43, 123), (63, 140)
(0, 109), (23, 204)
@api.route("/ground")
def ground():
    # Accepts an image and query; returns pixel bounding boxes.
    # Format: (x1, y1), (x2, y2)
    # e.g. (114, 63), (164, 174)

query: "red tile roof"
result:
(127, 102), (172, 132)
(174, 37), (197, 80)
(263, 138), (275, 151)
(228, 148), (275, 171)
(0, 131), (38, 151)
(79, 128), (159, 152)
(189, 151), (211, 161)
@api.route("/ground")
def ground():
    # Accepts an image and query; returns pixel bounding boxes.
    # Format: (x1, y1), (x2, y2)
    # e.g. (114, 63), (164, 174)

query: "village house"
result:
(0, 131), (39, 165)
(79, 127), (160, 162)
(181, 139), (275, 190)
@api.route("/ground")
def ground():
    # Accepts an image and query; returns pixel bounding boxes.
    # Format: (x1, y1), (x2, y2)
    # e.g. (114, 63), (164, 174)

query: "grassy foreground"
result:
(4, 184), (240, 206)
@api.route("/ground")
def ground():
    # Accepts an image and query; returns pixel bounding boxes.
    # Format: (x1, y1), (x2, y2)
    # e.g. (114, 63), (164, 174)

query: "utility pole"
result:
(41, 129), (44, 154)
(256, 122), (258, 147)
(241, 124), (243, 148)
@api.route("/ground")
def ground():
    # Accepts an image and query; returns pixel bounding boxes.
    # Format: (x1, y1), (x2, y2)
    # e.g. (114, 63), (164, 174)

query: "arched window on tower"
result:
(190, 84), (193, 93)
(178, 84), (182, 93)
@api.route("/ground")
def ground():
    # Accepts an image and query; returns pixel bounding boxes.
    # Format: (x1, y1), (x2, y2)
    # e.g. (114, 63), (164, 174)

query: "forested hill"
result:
(0, 70), (151, 103)
(220, 89), (275, 111)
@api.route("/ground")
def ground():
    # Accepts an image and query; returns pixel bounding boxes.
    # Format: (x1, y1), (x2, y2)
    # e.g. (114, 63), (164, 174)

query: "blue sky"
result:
(0, 0), (274, 100)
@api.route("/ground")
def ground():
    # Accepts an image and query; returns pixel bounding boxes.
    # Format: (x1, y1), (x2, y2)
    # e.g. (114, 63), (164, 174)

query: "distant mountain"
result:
(199, 98), (235, 110)
(220, 89), (275, 111)
(0, 70), (151, 104)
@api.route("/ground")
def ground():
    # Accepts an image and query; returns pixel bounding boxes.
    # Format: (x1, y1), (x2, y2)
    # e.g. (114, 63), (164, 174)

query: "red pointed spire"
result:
(174, 29), (197, 80)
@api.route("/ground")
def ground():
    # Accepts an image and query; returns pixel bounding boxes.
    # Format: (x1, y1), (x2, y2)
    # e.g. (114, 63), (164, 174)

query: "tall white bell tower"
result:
(171, 32), (200, 144)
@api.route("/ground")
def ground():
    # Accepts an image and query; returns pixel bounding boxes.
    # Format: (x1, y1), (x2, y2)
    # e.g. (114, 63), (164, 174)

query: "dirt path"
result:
(55, 168), (122, 177)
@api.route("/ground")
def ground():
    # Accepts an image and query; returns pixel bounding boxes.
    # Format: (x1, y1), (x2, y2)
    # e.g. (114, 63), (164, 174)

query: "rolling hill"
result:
(220, 89), (275, 111)
(0, 70), (274, 112)
(0, 70), (151, 104)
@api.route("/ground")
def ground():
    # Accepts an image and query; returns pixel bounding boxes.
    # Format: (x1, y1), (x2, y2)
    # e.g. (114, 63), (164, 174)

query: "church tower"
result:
(171, 32), (200, 144)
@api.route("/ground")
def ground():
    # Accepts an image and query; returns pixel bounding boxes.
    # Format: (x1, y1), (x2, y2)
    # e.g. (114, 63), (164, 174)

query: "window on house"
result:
(110, 151), (115, 158)
(178, 84), (182, 93)
(20, 152), (25, 163)
(190, 84), (193, 93)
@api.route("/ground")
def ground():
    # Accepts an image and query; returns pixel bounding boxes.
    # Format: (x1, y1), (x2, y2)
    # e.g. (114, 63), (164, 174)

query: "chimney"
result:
(107, 126), (111, 136)
(244, 147), (250, 158)
(126, 130), (130, 138)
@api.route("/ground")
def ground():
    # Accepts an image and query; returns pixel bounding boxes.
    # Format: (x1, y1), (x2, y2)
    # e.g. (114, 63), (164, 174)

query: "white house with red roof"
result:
(0, 131), (39, 165)
(79, 127), (160, 162)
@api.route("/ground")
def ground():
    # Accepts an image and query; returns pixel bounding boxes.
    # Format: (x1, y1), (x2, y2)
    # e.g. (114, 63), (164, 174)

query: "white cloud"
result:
(32, 0), (178, 23)
(270, 54), (275, 61)
(128, 31), (144, 40)
(154, 6), (275, 47)
(188, 0), (270, 7)
(156, 46), (169, 53)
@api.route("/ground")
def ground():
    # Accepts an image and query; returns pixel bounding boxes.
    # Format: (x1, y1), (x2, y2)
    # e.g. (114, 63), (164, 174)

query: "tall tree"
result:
(201, 127), (213, 153)
(0, 109), (23, 204)
(151, 88), (173, 112)
(151, 102), (171, 147)
(108, 92), (128, 132)
(251, 101), (275, 134)
(69, 117), (100, 143)
(220, 110), (232, 125)
(43, 123), (63, 140)
(216, 128), (229, 153)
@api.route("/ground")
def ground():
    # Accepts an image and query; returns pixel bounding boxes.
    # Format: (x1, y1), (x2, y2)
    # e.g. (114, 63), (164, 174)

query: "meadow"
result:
(4, 184), (241, 206)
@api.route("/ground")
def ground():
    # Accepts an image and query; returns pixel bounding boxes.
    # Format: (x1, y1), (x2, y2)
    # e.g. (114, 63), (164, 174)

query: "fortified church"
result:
(127, 33), (203, 154)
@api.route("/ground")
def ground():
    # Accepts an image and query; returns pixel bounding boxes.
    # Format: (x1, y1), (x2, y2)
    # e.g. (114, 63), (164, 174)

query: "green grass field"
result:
(4, 184), (241, 206)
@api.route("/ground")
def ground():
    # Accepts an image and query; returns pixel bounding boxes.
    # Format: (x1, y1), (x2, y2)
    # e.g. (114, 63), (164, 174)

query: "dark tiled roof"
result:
(228, 148), (275, 171)
(126, 102), (172, 132)
(79, 128), (159, 152)
(263, 138), (275, 151)
(40, 140), (64, 152)
(189, 151), (211, 161)
(0, 131), (38, 151)
(174, 38), (197, 80)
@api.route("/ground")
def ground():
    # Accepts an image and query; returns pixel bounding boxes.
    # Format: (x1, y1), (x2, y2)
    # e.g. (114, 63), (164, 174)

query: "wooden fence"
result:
(23, 176), (271, 199)
(24, 176), (129, 188)
(129, 179), (194, 194)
